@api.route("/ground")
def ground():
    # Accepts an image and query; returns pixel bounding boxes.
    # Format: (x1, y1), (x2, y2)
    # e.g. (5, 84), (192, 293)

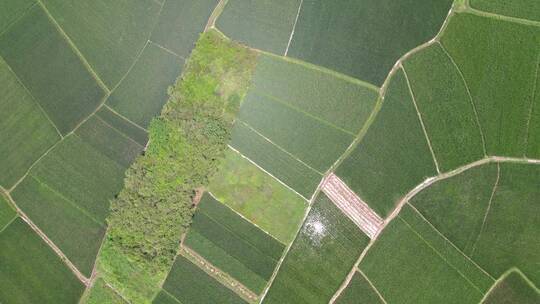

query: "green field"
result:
(216, 0), (301, 54)
(336, 68), (437, 217)
(0, 218), (85, 303)
(440, 12), (540, 157)
(0, 5), (105, 134)
(157, 255), (247, 304)
(0, 195), (16, 230)
(0, 56), (60, 188)
(40, 0), (160, 88)
(482, 270), (539, 304)
(335, 271), (384, 304)
(526, 63), (540, 159)
(403, 43), (485, 172)
(470, 0), (540, 22)
(184, 194), (285, 294)
(0, 0), (35, 33)
(84, 279), (127, 304)
(287, 0), (453, 86)
(96, 107), (148, 145)
(263, 193), (370, 304)
(231, 122), (322, 199)
(106, 42), (183, 128)
(209, 149), (307, 244)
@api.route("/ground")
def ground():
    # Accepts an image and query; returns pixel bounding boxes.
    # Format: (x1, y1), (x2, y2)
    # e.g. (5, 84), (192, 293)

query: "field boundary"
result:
(148, 39), (184, 60)
(524, 52), (540, 155)
(103, 104), (148, 132)
(284, 0), (304, 56)
(205, 0), (229, 31)
(0, 214), (17, 235)
(0, 1), (38, 39)
(464, 7), (540, 27)
(359, 269), (388, 304)
(93, 115), (144, 149)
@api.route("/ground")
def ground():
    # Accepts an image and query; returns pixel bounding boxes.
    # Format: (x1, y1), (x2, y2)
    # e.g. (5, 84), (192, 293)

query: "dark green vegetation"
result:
(155, 255), (247, 304)
(288, 0), (453, 86)
(209, 149), (307, 244)
(0, 4), (105, 134)
(470, 0), (540, 22)
(0, 195), (16, 230)
(403, 43), (485, 172)
(184, 194), (285, 294)
(84, 279), (127, 304)
(335, 271), (384, 304)
(482, 270), (539, 304)
(526, 59), (540, 159)
(336, 69), (437, 217)
(264, 193), (370, 304)
(217, 0), (301, 54)
(0, 218), (85, 303)
(440, 12), (540, 157)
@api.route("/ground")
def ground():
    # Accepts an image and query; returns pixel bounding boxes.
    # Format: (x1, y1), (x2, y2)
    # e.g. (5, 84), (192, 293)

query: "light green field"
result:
(470, 0), (540, 22)
(0, 5), (105, 134)
(107, 43), (183, 128)
(263, 193), (370, 304)
(0, 195), (16, 230)
(209, 149), (307, 244)
(0, 218), (85, 303)
(0, 0), (35, 33)
(440, 12), (540, 157)
(335, 271), (384, 304)
(84, 279), (127, 304)
(403, 43), (485, 172)
(482, 270), (540, 304)
(336, 69), (437, 217)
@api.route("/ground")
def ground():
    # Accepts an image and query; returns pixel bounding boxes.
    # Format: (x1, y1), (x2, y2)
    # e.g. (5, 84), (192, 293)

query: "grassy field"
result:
(263, 193), (370, 304)
(0, 195), (16, 230)
(41, 0), (161, 87)
(470, 0), (540, 22)
(287, 0), (452, 86)
(216, 0), (301, 54)
(0, 0), (35, 33)
(440, 12), (540, 157)
(0, 218), (85, 303)
(251, 54), (378, 134)
(335, 271), (384, 304)
(84, 278), (127, 304)
(0, 56), (60, 188)
(158, 255), (247, 304)
(336, 69), (437, 217)
(184, 194), (285, 294)
(231, 122), (322, 199)
(403, 43), (485, 172)
(0, 5), (105, 134)
(106, 42), (183, 128)
(209, 149), (307, 244)
(526, 65), (540, 159)
(482, 270), (539, 304)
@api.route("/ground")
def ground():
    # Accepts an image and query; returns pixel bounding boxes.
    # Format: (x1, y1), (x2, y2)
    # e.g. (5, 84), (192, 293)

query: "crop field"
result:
(95, 107), (148, 145)
(403, 43), (485, 172)
(263, 193), (370, 304)
(0, 195), (16, 229)
(527, 72), (540, 158)
(184, 193), (285, 294)
(0, 4), (105, 135)
(482, 270), (539, 304)
(470, 0), (540, 22)
(0, 0), (34, 33)
(209, 149), (307, 244)
(336, 69), (437, 217)
(216, 0), (301, 54)
(156, 255), (247, 304)
(84, 278), (127, 304)
(0, 218), (85, 303)
(287, 0), (453, 86)
(335, 271), (384, 304)
(440, 12), (540, 157)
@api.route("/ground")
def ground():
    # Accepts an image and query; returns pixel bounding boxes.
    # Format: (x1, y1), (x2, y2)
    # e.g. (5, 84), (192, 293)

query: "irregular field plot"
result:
(482, 270), (540, 304)
(184, 194), (285, 294)
(157, 255), (247, 304)
(85, 278), (127, 304)
(335, 271), (384, 304)
(470, 0), (540, 22)
(0, 0), (35, 33)
(0, 56), (60, 188)
(209, 149), (307, 244)
(0, 5), (105, 134)
(216, 0), (301, 54)
(150, 0), (218, 58)
(288, 0), (453, 86)
(107, 42), (183, 128)
(0, 195), (16, 230)
(440, 12), (540, 157)
(336, 69), (436, 217)
(0, 218), (85, 304)
(263, 193), (370, 304)
(41, 0), (161, 87)
(403, 43), (485, 172)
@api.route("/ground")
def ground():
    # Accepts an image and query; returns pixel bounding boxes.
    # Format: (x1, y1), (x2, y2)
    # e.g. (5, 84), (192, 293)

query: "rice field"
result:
(335, 271), (384, 304)
(481, 269), (539, 304)
(470, 0), (540, 22)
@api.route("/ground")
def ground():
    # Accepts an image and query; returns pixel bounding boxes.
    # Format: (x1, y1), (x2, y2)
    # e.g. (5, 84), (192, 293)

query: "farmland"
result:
(482, 269), (539, 304)
(335, 271), (385, 304)
(0, 195), (16, 229)
(470, 0), (540, 22)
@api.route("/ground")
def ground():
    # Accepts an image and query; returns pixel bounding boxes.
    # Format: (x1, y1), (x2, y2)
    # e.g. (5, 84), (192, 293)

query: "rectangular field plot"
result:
(336, 68), (437, 218)
(85, 278), (127, 304)
(216, 0), (301, 54)
(184, 194), (285, 294)
(0, 5), (105, 134)
(209, 149), (307, 244)
(482, 270), (540, 304)
(231, 122), (322, 199)
(470, 0), (540, 22)
(526, 66), (540, 159)
(0, 195), (16, 230)
(157, 255), (247, 304)
(335, 271), (384, 304)
(0, 56), (60, 188)
(0, 218), (85, 304)
(263, 193), (370, 304)
(107, 42), (183, 128)
(41, 0), (161, 87)
(440, 13), (540, 157)
(96, 106), (148, 146)
(150, 0), (218, 58)
(0, 0), (35, 33)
